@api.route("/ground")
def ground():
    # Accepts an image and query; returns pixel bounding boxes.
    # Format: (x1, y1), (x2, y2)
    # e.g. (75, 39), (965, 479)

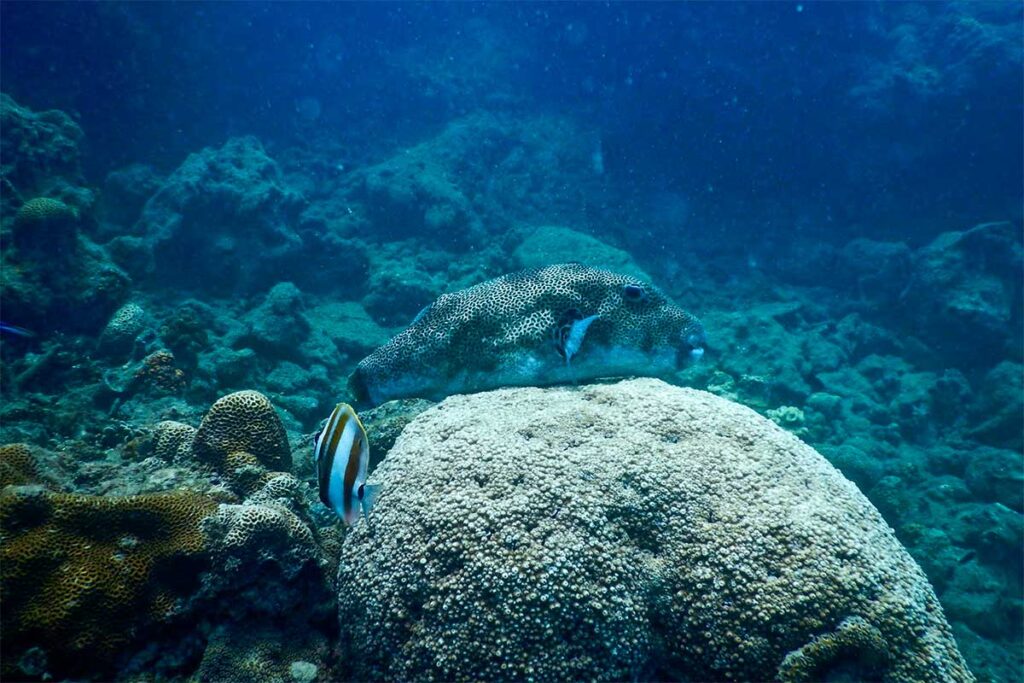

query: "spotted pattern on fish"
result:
(350, 264), (705, 406)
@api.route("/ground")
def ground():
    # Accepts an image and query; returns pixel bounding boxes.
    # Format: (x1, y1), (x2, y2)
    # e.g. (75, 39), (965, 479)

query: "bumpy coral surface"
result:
(0, 489), (218, 678)
(337, 379), (973, 682)
(192, 390), (292, 473)
(151, 420), (198, 463)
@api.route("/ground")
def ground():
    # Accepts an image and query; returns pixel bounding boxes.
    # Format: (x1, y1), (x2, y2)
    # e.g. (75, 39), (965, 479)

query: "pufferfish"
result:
(349, 263), (706, 407)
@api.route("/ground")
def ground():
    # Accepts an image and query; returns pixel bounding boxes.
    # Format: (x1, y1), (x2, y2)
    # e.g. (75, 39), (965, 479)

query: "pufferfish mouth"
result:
(678, 324), (707, 365)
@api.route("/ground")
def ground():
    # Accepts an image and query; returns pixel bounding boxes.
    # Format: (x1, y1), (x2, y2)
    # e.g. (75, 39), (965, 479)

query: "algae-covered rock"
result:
(127, 136), (304, 292)
(241, 282), (312, 356)
(0, 93), (91, 212)
(902, 222), (1023, 366)
(967, 361), (1023, 451)
(305, 301), (393, 361)
(337, 378), (973, 682)
(513, 225), (652, 283)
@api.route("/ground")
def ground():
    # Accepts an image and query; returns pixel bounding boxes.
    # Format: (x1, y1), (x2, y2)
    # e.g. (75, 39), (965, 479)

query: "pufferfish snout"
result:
(349, 263), (705, 407)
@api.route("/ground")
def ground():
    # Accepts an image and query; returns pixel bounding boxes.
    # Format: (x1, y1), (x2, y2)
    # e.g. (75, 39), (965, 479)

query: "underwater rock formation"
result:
(240, 282), (312, 356)
(902, 221), (1022, 367)
(0, 93), (92, 214)
(512, 225), (653, 283)
(327, 112), (603, 250)
(0, 95), (133, 335)
(337, 379), (973, 682)
(122, 136), (305, 292)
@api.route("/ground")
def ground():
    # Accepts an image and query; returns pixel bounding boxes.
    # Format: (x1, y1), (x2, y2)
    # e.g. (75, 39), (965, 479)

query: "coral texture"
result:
(337, 379), (973, 682)
(97, 302), (149, 357)
(151, 420), (199, 464)
(0, 489), (218, 678)
(191, 390), (292, 473)
(12, 196), (79, 251)
(0, 442), (41, 487)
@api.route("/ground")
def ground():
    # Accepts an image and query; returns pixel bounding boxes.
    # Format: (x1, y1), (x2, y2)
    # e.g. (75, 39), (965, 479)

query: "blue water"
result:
(1, 2), (1021, 681)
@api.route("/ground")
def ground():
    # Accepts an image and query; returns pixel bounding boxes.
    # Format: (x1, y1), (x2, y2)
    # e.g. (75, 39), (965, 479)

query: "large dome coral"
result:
(337, 378), (973, 682)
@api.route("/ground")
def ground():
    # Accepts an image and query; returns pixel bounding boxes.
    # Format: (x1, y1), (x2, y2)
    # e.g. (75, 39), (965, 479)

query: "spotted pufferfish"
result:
(349, 263), (706, 407)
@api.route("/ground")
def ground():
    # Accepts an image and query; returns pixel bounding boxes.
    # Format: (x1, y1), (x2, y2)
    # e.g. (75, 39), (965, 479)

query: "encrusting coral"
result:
(0, 488), (219, 678)
(337, 378), (974, 682)
(0, 442), (42, 487)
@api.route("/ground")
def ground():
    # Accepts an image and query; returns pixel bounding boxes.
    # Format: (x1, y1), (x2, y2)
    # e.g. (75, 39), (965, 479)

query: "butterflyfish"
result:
(313, 402), (380, 526)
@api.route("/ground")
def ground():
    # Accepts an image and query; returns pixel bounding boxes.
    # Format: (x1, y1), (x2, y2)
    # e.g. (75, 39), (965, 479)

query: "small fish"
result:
(553, 308), (600, 366)
(0, 323), (35, 338)
(312, 402), (380, 526)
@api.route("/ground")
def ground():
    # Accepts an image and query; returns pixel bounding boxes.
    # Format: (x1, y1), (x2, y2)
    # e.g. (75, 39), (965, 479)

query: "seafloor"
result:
(0, 76), (1021, 682)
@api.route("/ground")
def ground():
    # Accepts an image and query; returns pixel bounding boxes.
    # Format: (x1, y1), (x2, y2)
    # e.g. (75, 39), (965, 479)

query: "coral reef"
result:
(336, 379), (973, 682)
(0, 443), (43, 488)
(0, 62), (1019, 680)
(777, 616), (889, 682)
(98, 302), (151, 358)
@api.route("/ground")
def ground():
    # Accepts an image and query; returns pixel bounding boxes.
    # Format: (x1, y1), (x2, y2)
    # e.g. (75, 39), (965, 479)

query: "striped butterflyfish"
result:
(312, 402), (380, 525)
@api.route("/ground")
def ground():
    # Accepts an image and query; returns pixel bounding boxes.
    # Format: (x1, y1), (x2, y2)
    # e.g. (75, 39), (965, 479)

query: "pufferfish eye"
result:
(623, 284), (647, 302)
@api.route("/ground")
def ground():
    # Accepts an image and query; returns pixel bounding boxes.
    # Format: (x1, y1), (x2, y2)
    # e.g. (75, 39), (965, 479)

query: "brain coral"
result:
(98, 302), (148, 357)
(337, 378), (973, 682)
(12, 196), (79, 251)
(0, 489), (218, 679)
(192, 390), (292, 473)
(151, 420), (198, 464)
